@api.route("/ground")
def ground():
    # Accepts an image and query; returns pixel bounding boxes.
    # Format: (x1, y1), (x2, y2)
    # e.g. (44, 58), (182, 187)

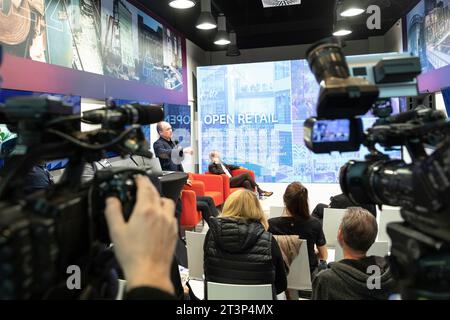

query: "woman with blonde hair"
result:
(203, 189), (287, 298)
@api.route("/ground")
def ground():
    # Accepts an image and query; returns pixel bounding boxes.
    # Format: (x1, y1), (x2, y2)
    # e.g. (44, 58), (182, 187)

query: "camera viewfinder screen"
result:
(313, 120), (350, 143)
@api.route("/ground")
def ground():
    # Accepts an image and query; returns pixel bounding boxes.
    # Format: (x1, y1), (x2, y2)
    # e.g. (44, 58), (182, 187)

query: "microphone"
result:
(82, 103), (164, 128)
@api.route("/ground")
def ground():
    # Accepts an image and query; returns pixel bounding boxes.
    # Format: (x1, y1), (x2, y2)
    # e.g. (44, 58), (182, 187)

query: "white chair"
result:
(378, 208), (402, 244)
(206, 282), (273, 300)
(269, 206), (285, 219)
(334, 241), (390, 262)
(322, 208), (346, 247)
(367, 241), (389, 257)
(286, 239), (312, 291)
(186, 231), (207, 280)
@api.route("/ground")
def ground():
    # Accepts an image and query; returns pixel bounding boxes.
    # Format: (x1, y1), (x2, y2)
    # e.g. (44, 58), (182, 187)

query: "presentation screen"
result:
(197, 61), (404, 183)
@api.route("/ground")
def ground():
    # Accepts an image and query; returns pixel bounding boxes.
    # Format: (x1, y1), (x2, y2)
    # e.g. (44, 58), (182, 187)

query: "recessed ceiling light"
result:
(169, 0), (196, 9)
(340, 0), (364, 17)
(261, 0), (301, 8)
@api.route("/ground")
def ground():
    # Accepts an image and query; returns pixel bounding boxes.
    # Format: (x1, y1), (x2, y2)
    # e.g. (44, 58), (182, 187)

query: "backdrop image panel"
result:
(163, 27), (184, 91)
(163, 103), (191, 148)
(197, 61), (403, 184)
(1, 0), (187, 104)
(407, 0), (450, 73)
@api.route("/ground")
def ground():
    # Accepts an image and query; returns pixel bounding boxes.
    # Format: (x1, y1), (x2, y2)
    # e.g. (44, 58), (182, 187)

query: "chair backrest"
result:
(286, 239), (312, 290)
(186, 231), (207, 280)
(334, 241), (390, 262)
(367, 241), (389, 257)
(269, 206), (285, 219)
(323, 208), (347, 247)
(206, 282), (273, 300)
(378, 208), (402, 244)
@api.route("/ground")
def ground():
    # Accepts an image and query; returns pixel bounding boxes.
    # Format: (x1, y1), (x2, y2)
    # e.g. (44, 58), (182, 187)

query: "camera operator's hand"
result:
(105, 175), (177, 294)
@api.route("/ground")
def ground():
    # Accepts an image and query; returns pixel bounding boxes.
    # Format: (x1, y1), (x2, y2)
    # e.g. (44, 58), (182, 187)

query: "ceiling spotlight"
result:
(340, 0), (365, 17)
(226, 31), (240, 56)
(333, 19), (352, 36)
(196, 0), (216, 30)
(169, 0), (196, 9)
(214, 14), (230, 45)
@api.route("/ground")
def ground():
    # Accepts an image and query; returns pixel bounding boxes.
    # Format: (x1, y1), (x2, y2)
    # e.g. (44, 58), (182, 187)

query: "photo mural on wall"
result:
(0, 0), (184, 92)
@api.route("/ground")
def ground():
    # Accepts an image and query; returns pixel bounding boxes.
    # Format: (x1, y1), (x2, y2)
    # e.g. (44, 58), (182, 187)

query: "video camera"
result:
(0, 94), (164, 299)
(303, 37), (450, 299)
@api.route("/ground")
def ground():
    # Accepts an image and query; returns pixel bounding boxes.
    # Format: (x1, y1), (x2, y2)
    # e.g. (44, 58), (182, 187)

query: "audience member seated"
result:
(312, 207), (396, 300)
(268, 182), (328, 276)
(23, 161), (54, 195)
(312, 193), (377, 222)
(203, 189), (287, 298)
(208, 150), (273, 198)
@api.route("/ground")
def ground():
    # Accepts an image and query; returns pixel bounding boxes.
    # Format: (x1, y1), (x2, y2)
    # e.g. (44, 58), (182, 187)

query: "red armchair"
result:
(190, 173), (224, 206)
(180, 173), (224, 229)
(207, 169), (256, 200)
(180, 190), (202, 229)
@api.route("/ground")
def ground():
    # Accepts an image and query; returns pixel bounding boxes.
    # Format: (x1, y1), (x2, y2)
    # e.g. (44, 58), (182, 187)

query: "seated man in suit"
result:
(208, 150), (272, 198)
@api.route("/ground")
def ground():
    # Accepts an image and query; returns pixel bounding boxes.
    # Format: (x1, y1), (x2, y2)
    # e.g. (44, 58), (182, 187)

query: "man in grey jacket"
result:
(312, 207), (397, 300)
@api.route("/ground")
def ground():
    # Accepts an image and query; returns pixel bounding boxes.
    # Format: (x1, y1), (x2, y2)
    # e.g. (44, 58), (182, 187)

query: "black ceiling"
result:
(136, 0), (420, 51)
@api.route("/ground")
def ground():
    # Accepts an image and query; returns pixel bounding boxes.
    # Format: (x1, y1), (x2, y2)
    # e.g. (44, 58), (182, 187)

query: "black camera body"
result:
(0, 97), (164, 299)
(304, 37), (450, 299)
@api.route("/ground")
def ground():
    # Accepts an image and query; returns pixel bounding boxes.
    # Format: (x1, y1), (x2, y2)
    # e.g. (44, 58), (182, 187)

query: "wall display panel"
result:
(406, 0), (450, 92)
(442, 87), (450, 117)
(197, 61), (404, 184)
(163, 103), (191, 148)
(0, 0), (187, 104)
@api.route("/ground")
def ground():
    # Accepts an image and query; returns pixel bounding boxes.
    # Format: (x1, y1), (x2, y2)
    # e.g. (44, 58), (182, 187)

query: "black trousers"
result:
(196, 195), (218, 222)
(229, 173), (260, 191)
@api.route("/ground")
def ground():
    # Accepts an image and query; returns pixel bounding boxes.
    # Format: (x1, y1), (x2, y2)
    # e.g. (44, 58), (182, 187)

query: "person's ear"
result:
(337, 227), (344, 247)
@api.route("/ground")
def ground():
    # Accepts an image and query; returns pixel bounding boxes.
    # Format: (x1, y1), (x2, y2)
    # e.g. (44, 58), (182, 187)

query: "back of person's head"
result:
(339, 207), (378, 253)
(221, 189), (268, 229)
(283, 182), (310, 220)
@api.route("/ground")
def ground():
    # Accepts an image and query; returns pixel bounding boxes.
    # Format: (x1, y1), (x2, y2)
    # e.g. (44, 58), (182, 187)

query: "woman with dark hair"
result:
(268, 182), (328, 275)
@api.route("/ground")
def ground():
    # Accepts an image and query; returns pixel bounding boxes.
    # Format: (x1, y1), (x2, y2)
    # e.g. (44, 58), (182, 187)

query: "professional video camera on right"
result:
(303, 37), (450, 300)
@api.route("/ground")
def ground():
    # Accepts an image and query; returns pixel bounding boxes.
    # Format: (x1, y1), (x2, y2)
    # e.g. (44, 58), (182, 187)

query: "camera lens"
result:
(306, 37), (350, 84)
(340, 159), (413, 207)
